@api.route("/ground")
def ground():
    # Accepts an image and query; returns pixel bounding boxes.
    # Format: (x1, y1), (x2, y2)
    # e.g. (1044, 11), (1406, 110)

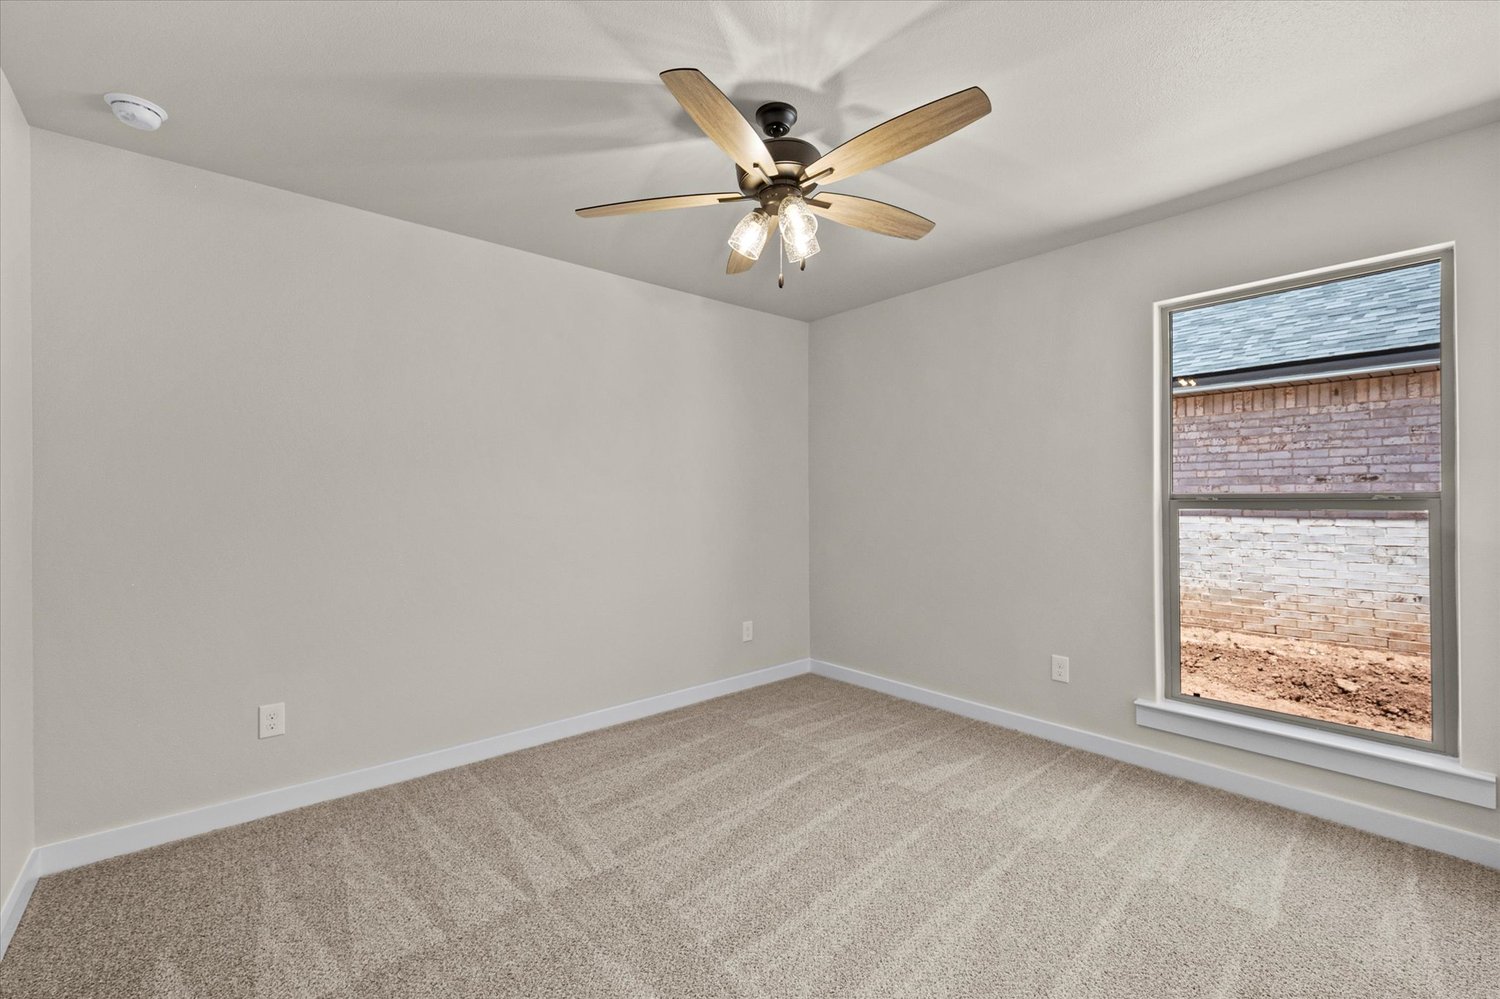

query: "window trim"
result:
(1154, 245), (1457, 758)
(1133, 697), (1492, 807)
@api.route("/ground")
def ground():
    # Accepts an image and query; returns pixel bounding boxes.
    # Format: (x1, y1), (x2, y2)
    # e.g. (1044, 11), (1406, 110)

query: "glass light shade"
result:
(778, 191), (818, 241)
(783, 229), (820, 264)
(727, 210), (772, 260)
(778, 191), (820, 263)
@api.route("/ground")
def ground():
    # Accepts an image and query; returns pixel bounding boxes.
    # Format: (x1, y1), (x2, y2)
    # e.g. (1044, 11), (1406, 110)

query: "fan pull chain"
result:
(777, 233), (785, 289)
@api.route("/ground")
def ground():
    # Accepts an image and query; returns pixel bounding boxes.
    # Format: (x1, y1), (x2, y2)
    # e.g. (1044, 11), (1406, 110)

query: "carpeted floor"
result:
(1, 674), (1496, 998)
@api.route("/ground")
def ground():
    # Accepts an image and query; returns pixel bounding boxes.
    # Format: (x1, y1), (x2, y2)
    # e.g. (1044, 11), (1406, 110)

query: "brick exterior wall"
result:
(1179, 513), (1430, 655)
(1172, 369), (1440, 493)
(1173, 369), (1438, 656)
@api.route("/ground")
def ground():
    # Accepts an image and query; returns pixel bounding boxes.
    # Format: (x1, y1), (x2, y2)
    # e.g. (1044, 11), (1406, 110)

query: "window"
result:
(1161, 249), (1455, 754)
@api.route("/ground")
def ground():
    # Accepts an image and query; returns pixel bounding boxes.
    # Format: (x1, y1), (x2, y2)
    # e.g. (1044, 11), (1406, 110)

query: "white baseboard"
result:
(21, 659), (811, 894)
(811, 659), (1500, 869)
(8, 652), (1492, 960)
(0, 848), (40, 959)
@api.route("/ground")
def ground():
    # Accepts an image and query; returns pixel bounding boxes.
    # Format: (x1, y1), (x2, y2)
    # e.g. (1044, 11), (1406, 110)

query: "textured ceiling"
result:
(2, 0), (1498, 321)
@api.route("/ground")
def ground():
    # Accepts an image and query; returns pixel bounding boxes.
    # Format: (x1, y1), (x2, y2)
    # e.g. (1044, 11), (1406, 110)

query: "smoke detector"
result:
(104, 93), (167, 131)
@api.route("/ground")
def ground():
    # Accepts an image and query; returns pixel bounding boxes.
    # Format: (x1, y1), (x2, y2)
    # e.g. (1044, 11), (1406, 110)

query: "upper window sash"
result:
(1163, 250), (1451, 502)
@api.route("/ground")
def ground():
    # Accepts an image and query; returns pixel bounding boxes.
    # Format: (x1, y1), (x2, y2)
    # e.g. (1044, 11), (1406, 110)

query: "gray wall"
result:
(29, 131), (810, 843)
(12, 116), (1498, 856)
(810, 124), (1500, 840)
(0, 70), (35, 907)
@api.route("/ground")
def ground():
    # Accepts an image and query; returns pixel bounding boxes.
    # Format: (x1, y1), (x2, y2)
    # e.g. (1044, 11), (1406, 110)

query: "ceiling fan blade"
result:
(727, 248), (758, 274)
(801, 87), (990, 187)
(575, 192), (748, 218)
(660, 69), (778, 180)
(807, 193), (935, 239)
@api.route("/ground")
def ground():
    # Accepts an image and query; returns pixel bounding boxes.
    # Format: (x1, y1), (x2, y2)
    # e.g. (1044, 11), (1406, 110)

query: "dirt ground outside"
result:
(1178, 626), (1431, 741)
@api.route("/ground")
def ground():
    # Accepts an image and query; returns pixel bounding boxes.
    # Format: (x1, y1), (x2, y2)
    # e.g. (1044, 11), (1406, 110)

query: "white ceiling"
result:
(2, 0), (1498, 321)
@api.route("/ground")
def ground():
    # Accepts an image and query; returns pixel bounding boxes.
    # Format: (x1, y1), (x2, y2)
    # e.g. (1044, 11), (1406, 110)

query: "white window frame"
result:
(1137, 244), (1495, 806)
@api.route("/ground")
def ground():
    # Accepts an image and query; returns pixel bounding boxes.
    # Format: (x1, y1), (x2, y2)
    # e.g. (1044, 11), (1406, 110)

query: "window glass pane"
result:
(1170, 262), (1441, 494)
(1177, 508), (1431, 740)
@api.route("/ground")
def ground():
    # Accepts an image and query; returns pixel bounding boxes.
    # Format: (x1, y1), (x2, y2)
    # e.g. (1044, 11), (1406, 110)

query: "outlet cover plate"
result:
(259, 702), (286, 739)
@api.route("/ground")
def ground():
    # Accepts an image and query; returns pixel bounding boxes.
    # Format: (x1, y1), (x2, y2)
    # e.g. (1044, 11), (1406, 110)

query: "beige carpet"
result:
(1, 675), (1496, 998)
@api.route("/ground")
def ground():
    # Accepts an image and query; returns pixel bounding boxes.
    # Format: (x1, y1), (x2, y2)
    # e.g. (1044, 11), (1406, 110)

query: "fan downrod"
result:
(755, 102), (797, 138)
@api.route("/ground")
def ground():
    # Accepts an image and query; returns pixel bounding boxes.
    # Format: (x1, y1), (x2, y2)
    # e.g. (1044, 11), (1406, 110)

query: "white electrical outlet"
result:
(1050, 655), (1070, 683)
(742, 620), (754, 642)
(259, 702), (286, 739)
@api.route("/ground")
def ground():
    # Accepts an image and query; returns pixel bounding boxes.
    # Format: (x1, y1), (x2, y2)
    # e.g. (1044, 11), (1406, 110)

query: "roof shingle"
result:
(1171, 261), (1441, 377)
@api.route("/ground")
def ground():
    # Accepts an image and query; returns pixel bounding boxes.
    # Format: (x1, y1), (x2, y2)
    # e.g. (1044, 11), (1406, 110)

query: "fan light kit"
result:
(577, 69), (990, 288)
(104, 93), (168, 131)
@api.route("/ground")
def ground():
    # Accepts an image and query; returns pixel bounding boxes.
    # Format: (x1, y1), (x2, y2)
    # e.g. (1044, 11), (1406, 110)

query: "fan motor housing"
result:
(736, 137), (822, 197)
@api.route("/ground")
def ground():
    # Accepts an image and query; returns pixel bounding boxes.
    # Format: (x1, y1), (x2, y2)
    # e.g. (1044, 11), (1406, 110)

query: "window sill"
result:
(1134, 698), (1495, 807)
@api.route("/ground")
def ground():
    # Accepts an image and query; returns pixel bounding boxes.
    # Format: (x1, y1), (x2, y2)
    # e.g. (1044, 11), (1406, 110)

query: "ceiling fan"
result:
(575, 69), (991, 286)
